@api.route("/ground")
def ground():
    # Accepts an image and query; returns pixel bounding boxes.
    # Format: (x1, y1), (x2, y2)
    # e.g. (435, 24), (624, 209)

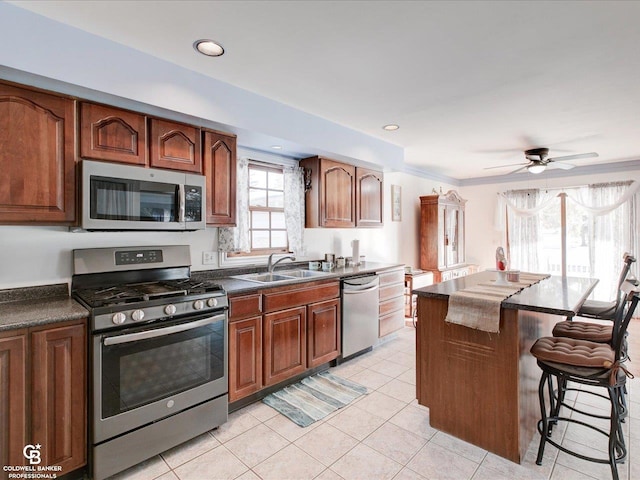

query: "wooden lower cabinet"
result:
(379, 267), (406, 337)
(0, 332), (28, 474)
(229, 316), (262, 402)
(307, 299), (340, 368)
(0, 320), (86, 479)
(228, 281), (341, 403)
(263, 306), (307, 386)
(31, 322), (86, 474)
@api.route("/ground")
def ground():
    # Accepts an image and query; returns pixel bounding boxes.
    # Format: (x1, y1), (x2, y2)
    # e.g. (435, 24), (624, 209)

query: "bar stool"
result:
(530, 281), (639, 480)
(552, 253), (635, 344)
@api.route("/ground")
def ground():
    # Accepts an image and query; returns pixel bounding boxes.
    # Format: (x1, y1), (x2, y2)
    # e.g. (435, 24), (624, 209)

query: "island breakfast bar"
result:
(414, 271), (598, 463)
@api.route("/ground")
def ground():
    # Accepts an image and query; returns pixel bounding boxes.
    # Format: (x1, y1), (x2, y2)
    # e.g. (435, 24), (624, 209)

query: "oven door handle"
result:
(103, 314), (224, 346)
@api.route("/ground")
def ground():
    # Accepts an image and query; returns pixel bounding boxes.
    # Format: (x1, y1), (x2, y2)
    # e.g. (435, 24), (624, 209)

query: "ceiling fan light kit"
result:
(527, 163), (546, 174)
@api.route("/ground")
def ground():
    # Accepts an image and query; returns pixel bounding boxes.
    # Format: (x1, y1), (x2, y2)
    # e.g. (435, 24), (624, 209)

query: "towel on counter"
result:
(445, 273), (549, 333)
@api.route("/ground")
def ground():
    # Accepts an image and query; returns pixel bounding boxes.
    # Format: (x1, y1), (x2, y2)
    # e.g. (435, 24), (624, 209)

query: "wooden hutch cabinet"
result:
(420, 190), (477, 283)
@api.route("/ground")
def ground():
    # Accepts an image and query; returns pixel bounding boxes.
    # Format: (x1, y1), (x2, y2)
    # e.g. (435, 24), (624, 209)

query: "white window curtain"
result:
(503, 189), (548, 272)
(577, 181), (638, 299)
(498, 181), (639, 299)
(283, 165), (305, 256)
(218, 159), (305, 255)
(218, 158), (250, 253)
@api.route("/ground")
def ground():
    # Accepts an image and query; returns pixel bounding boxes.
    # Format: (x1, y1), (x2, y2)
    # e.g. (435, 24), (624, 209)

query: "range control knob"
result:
(164, 304), (177, 316)
(207, 297), (218, 307)
(193, 300), (205, 310)
(112, 312), (126, 325)
(131, 309), (145, 322)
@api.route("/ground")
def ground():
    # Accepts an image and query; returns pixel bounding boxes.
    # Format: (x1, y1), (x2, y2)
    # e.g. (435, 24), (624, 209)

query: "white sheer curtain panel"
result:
(504, 189), (545, 272)
(283, 165), (305, 256)
(577, 181), (637, 299)
(218, 158), (250, 253)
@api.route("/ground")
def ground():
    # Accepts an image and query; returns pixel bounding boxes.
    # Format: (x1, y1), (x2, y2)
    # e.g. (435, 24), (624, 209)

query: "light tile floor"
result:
(108, 322), (640, 480)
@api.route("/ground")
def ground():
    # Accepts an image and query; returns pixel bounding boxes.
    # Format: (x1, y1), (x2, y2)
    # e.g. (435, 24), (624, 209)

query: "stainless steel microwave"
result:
(80, 160), (206, 231)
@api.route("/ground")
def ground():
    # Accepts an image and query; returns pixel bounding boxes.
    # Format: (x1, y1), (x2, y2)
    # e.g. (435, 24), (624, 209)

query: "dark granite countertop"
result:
(0, 284), (89, 332)
(414, 270), (598, 317)
(193, 261), (405, 295)
(0, 262), (404, 330)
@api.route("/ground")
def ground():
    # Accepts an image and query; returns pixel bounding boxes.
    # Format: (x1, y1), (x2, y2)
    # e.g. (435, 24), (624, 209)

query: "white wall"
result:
(460, 168), (640, 271)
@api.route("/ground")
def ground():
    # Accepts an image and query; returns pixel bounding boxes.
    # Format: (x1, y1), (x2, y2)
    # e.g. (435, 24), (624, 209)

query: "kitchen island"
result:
(414, 271), (598, 463)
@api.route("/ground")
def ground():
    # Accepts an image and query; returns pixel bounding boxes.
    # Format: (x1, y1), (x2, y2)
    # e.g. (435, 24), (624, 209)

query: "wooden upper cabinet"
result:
(0, 82), (76, 224)
(355, 167), (383, 227)
(149, 118), (202, 173)
(203, 129), (237, 226)
(300, 156), (356, 228)
(80, 102), (147, 165)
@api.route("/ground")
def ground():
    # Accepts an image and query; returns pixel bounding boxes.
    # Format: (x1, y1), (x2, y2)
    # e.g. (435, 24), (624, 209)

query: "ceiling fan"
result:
(484, 148), (599, 175)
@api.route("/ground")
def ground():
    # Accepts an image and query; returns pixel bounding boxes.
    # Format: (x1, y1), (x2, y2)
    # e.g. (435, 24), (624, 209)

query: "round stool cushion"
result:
(552, 320), (613, 343)
(530, 336), (614, 368)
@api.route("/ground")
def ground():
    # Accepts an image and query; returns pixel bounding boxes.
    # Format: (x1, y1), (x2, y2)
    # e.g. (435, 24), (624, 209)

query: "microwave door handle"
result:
(178, 184), (186, 223)
(103, 314), (224, 346)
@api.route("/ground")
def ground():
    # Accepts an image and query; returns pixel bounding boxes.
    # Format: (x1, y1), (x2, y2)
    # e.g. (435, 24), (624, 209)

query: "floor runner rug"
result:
(262, 371), (368, 427)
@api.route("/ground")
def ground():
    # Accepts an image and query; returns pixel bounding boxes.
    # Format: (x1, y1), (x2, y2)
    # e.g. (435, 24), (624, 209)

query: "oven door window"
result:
(101, 316), (225, 419)
(90, 176), (178, 222)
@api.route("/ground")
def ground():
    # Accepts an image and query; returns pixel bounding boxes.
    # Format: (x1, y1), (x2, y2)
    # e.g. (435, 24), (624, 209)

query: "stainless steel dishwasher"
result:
(341, 274), (380, 358)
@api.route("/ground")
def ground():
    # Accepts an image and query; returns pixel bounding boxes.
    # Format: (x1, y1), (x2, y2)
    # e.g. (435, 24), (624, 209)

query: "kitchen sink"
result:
(278, 269), (332, 278)
(233, 273), (296, 283)
(232, 269), (332, 283)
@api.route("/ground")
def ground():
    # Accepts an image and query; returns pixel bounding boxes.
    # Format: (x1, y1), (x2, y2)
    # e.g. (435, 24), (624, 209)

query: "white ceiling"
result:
(10, 0), (640, 180)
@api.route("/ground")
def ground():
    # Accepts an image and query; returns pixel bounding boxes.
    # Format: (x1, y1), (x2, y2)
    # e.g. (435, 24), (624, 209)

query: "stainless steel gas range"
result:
(71, 245), (228, 480)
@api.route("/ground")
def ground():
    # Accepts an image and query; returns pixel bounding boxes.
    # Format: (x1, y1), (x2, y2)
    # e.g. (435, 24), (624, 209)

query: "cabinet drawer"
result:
(262, 281), (339, 313)
(379, 283), (405, 302)
(229, 293), (262, 321)
(379, 296), (405, 316)
(379, 309), (405, 337)
(379, 268), (404, 287)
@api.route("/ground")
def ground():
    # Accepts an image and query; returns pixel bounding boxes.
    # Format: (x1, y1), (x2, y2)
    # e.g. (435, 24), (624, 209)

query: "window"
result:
(247, 163), (288, 253)
(504, 182), (638, 300)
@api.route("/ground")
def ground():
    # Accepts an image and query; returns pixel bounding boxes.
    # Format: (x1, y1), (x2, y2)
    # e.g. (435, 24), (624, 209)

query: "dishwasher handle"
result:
(342, 274), (379, 292)
(343, 285), (379, 294)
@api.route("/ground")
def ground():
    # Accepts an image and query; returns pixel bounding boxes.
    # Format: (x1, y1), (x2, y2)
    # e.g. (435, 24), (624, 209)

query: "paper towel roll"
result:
(351, 239), (360, 266)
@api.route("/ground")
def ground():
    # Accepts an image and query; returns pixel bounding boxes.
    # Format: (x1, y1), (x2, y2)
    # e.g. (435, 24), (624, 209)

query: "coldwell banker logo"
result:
(23, 444), (41, 465)
(2, 443), (61, 478)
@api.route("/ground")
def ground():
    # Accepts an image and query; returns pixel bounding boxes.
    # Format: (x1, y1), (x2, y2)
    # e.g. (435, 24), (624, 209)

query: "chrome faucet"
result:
(267, 253), (296, 273)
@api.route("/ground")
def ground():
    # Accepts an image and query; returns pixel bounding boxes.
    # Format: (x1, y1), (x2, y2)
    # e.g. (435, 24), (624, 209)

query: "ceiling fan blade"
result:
(548, 152), (598, 162)
(546, 162), (575, 171)
(483, 162), (529, 170)
(508, 165), (529, 175)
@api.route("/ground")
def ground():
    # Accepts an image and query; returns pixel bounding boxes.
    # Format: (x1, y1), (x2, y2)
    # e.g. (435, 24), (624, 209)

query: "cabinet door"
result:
(0, 83), (76, 223)
(307, 299), (340, 368)
(149, 118), (202, 173)
(355, 167), (383, 227)
(203, 130), (237, 226)
(229, 316), (262, 402)
(320, 159), (355, 227)
(0, 332), (27, 471)
(263, 306), (306, 386)
(80, 102), (147, 165)
(31, 322), (86, 475)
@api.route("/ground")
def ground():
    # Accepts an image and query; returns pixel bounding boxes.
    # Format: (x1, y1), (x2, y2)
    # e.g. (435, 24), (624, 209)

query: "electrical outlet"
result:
(202, 251), (216, 265)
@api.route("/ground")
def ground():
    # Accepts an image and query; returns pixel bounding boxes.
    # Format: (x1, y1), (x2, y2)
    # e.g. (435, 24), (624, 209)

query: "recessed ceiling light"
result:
(270, 145), (282, 150)
(193, 39), (224, 57)
(382, 124), (399, 131)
